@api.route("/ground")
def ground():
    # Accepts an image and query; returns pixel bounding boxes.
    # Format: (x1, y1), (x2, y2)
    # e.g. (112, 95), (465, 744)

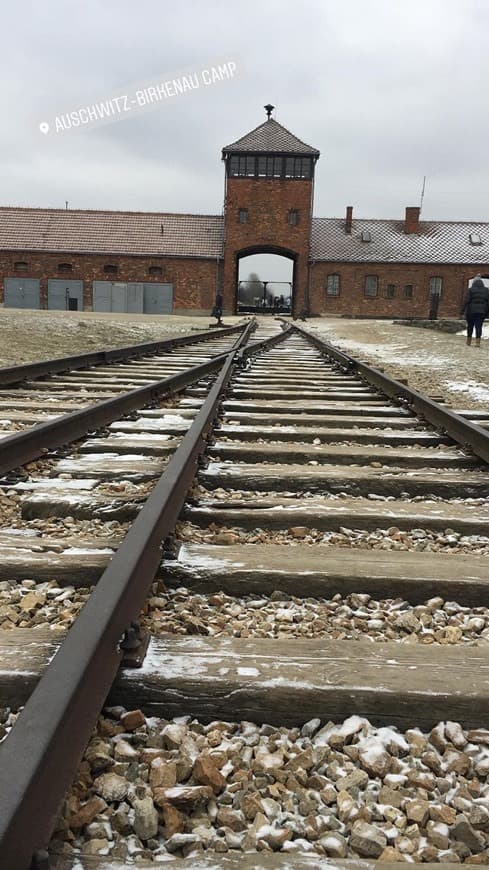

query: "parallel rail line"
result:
(0, 320), (488, 868)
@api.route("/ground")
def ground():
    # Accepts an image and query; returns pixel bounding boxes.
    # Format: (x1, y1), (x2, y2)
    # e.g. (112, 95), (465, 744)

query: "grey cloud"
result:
(1, 0), (488, 224)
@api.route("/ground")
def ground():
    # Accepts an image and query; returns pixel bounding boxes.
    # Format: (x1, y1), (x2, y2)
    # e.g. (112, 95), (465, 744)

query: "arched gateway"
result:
(220, 106), (320, 317)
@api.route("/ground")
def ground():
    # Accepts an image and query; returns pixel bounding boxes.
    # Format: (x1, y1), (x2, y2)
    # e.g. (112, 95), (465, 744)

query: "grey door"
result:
(47, 279), (83, 311)
(111, 283), (127, 313)
(93, 281), (143, 313)
(4, 278), (41, 309)
(127, 283), (144, 314)
(143, 283), (173, 314)
(93, 282), (112, 312)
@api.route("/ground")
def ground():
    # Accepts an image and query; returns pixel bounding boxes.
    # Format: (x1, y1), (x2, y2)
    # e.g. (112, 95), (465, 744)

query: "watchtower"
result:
(221, 105), (320, 315)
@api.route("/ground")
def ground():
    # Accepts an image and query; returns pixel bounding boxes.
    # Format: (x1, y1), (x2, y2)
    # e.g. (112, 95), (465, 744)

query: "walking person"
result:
(461, 276), (489, 346)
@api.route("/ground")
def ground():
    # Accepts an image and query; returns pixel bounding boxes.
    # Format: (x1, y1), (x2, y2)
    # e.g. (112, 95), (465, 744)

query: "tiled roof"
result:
(222, 119), (319, 156)
(2, 207), (489, 266)
(311, 217), (489, 264)
(0, 208), (224, 258)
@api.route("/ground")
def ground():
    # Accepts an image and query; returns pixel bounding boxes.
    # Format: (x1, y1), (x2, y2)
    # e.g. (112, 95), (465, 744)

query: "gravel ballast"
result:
(49, 708), (489, 863)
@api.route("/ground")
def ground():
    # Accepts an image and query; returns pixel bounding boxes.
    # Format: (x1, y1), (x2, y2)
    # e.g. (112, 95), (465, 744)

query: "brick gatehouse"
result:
(1, 106), (488, 318)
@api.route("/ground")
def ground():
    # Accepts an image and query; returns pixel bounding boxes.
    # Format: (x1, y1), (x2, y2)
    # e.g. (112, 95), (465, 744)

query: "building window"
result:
(288, 209), (299, 226)
(238, 208), (248, 224)
(469, 233), (483, 245)
(14, 261), (28, 270)
(386, 284), (395, 298)
(229, 155), (251, 177)
(104, 264), (118, 275)
(284, 157), (312, 179)
(429, 276), (443, 296)
(361, 230), (372, 243)
(148, 266), (163, 277)
(364, 275), (378, 297)
(58, 263), (72, 273)
(257, 155), (282, 178)
(404, 284), (413, 298)
(326, 274), (340, 296)
(228, 154), (312, 179)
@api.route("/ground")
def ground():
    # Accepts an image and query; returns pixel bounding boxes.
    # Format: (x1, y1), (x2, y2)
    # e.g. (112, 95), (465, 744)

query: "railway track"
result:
(0, 318), (489, 867)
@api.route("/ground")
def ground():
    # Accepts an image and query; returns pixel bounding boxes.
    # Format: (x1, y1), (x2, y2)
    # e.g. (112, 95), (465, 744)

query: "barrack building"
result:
(1, 108), (488, 319)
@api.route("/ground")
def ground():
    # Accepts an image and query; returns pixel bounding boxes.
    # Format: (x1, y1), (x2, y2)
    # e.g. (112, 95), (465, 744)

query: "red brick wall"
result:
(1, 244), (486, 320)
(0, 251), (218, 313)
(222, 176), (314, 315)
(310, 261), (484, 318)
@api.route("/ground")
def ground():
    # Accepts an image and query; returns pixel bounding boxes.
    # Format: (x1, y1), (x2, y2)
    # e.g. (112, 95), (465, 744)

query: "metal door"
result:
(4, 278), (41, 309)
(47, 279), (83, 311)
(127, 283), (144, 314)
(111, 283), (127, 313)
(92, 282), (112, 312)
(143, 283), (173, 314)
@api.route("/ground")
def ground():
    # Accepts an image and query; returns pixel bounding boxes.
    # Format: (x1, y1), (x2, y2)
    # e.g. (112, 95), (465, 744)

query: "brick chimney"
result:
(345, 205), (353, 234)
(404, 206), (420, 234)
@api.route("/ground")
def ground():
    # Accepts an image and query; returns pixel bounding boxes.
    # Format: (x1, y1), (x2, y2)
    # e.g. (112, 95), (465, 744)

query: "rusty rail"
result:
(0, 323), (244, 387)
(291, 322), (489, 465)
(0, 321), (290, 869)
(0, 350), (232, 477)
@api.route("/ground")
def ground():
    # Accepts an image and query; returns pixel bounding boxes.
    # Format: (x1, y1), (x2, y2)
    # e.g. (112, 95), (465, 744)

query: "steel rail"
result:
(0, 320), (292, 476)
(0, 323), (244, 388)
(291, 322), (489, 465)
(0, 350), (236, 478)
(0, 321), (290, 869)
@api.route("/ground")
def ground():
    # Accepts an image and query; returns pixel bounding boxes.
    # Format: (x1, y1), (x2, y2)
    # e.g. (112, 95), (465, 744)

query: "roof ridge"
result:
(0, 206), (222, 219)
(313, 215), (489, 226)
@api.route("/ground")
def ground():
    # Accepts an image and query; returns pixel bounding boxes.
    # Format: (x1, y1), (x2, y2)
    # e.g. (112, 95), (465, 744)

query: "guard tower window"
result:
(257, 156), (282, 178)
(58, 263), (73, 273)
(238, 209), (249, 224)
(429, 276), (442, 296)
(285, 157), (312, 179)
(229, 155), (254, 177)
(364, 275), (378, 297)
(288, 209), (299, 226)
(104, 264), (118, 275)
(326, 274), (340, 296)
(14, 261), (28, 270)
(148, 266), (163, 276)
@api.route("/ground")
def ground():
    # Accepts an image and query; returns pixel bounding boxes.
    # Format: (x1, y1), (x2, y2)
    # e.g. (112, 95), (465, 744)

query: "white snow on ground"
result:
(311, 318), (489, 410)
(456, 330), (489, 339)
(324, 336), (453, 370)
(445, 380), (489, 401)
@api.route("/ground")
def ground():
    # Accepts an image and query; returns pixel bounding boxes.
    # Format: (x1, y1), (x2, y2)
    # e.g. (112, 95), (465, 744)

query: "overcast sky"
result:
(1, 0), (488, 282)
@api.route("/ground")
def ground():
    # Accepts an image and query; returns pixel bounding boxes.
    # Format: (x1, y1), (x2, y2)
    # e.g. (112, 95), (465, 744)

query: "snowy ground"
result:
(1, 310), (488, 410)
(304, 318), (489, 411)
(0, 310), (245, 367)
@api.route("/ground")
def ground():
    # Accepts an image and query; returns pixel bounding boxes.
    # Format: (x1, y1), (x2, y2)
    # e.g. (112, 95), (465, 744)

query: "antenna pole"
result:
(420, 176), (426, 214)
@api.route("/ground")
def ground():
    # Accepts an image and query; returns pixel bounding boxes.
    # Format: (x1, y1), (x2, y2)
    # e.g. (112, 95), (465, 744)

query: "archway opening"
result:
(237, 251), (294, 315)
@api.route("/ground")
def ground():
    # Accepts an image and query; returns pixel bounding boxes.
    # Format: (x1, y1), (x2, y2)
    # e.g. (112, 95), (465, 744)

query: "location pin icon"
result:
(39, 122), (50, 135)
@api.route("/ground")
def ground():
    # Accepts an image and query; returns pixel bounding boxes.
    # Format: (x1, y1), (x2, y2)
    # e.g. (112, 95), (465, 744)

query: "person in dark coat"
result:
(461, 277), (489, 346)
(212, 293), (223, 325)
